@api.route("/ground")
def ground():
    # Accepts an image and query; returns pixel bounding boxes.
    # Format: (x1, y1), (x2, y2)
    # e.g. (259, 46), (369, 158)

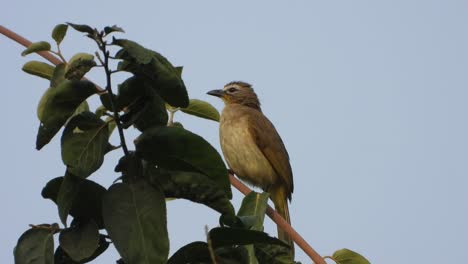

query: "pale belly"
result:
(220, 117), (277, 190)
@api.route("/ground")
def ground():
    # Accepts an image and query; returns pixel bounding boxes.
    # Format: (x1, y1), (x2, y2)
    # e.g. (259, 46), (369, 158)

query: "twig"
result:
(97, 35), (129, 156)
(0, 25), (105, 93)
(229, 174), (327, 264)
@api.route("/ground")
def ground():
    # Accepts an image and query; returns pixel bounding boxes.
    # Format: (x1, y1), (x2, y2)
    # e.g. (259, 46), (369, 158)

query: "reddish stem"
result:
(229, 174), (327, 264)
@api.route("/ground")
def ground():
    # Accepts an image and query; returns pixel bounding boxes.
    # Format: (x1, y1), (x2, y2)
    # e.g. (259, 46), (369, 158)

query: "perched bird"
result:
(208, 81), (294, 252)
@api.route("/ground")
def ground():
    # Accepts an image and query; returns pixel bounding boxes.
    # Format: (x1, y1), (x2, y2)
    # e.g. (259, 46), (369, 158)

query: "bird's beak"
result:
(207, 89), (225, 98)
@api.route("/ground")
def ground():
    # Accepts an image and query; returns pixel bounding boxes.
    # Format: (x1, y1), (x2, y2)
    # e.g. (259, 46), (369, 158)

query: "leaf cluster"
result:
(13, 23), (371, 264)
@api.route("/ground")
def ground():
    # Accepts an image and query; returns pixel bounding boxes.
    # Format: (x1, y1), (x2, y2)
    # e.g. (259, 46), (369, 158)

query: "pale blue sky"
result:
(2, 1), (468, 263)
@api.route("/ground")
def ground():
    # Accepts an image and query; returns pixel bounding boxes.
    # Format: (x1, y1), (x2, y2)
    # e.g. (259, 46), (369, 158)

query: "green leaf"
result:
(42, 176), (106, 228)
(67, 23), (94, 34)
(14, 228), (54, 264)
(146, 168), (234, 215)
(215, 246), (250, 264)
(22, 61), (55, 80)
(57, 173), (82, 226)
(104, 25), (125, 35)
(209, 227), (289, 249)
(332, 248), (371, 264)
(113, 38), (155, 64)
(50, 63), (66, 88)
(21, 41), (51, 56)
(54, 235), (109, 264)
(181, 99), (220, 122)
(41, 177), (63, 203)
(73, 101), (89, 116)
(117, 77), (168, 130)
(255, 244), (294, 264)
(65, 53), (96, 80)
(52, 24), (68, 45)
(238, 192), (269, 231)
(59, 220), (100, 262)
(36, 80), (97, 150)
(135, 126), (232, 198)
(114, 39), (189, 107)
(61, 111), (109, 178)
(167, 242), (211, 264)
(102, 181), (169, 264)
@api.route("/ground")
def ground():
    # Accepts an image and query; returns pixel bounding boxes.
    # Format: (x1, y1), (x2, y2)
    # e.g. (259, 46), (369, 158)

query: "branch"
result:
(229, 174), (327, 264)
(0, 25), (105, 93)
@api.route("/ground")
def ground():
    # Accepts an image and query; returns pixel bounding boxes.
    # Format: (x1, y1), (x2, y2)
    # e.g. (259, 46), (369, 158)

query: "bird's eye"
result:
(228, 87), (237, 93)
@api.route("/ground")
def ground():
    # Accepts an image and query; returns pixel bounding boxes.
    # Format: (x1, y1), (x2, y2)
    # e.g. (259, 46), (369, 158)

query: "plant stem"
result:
(229, 173), (327, 264)
(98, 38), (129, 156)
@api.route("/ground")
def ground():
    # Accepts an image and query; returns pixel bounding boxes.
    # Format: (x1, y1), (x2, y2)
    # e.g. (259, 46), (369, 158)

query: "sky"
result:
(2, 1), (468, 263)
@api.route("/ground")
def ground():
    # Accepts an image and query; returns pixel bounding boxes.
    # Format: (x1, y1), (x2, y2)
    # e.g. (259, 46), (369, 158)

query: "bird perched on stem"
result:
(208, 81), (294, 255)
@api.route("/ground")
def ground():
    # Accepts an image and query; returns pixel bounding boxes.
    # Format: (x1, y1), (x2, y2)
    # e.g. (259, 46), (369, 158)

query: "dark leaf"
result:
(21, 41), (51, 56)
(332, 248), (371, 264)
(65, 53), (96, 80)
(102, 181), (169, 264)
(167, 241), (211, 264)
(54, 235), (109, 264)
(181, 99), (220, 122)
(67, 23), (94, 34)
(52, 24), (68, 45)
(255, 244), (294, 264)
(104, 25), (125, 35)
(61, 111), (109, 178)
(117, 77), (168, 130)
(59, 220), (100, 262)
(135, 126), (232, 198)
(146, 168), (234, 215)
(36, 80), (97, 149)
(114, 39), (189, 107)
(14, 228), (54, 264)
(41, 177), (63, 203)
(237, 192), (269, 231)
(42, 176), (106, 228)
(22, 61), (55, 80)
(57, 173), (82, 226)
(215, 246), (250, 264)
(209, 227), (289, 249)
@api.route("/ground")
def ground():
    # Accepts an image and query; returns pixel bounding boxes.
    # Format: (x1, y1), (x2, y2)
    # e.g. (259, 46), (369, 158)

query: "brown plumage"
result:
(208, 81), (294, 254)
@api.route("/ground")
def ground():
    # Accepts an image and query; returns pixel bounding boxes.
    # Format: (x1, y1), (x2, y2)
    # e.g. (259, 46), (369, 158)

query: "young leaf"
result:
(61, 111), (109, 178)
(208, 227), (289, 249)
(181, 99), (220, 122)
(14, 228), (54, 264)
(66, 23), (94, 34)
(22, 61), (55, 80)
(36, 80), (97, 150)
(237, 192), (269, 231)
(59, 220), (100, 262)
(135, 126), (232, 199)
(168, 242), (211, 264)
(145, 168), (235, 216)
(102, 181), (169, 264)
(104, 25), (125, 35)
(65, 53), (96, 80)
(52, 24), (68, 45)
(332, 248), (371, 264)
(21, 41), (51, 56)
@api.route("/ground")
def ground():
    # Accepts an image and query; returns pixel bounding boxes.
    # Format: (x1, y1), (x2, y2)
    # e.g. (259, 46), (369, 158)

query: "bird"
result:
(208, 81), (294, 253)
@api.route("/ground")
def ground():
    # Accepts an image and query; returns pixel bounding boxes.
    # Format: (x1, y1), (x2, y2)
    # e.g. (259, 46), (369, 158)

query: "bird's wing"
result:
(247, 111), (294, 199)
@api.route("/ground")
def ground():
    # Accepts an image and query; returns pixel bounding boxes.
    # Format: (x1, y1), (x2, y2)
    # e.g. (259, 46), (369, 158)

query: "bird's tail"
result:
(270, 186), (294, 258)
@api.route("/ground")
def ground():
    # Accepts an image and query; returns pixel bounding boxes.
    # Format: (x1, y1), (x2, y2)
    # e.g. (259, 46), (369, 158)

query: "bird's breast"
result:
(220, 113), (276, 189)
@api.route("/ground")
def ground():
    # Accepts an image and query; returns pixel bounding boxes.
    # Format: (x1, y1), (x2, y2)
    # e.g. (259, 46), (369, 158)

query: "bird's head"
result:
(207, 81), (261, 111)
